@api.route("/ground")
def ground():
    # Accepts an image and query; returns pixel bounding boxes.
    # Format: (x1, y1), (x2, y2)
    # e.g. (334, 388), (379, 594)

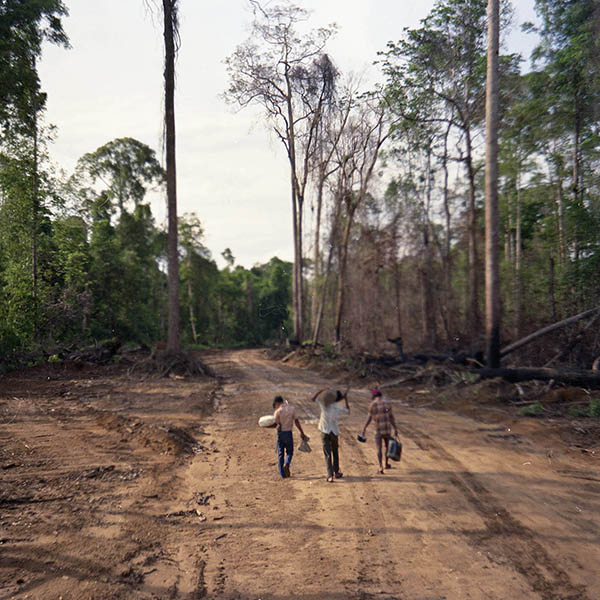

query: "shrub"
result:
(589, 399), (600, 418)
(518, 402), (544, 417)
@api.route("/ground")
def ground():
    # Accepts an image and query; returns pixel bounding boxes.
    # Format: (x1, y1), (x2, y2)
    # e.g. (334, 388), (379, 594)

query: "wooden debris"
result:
(501, 306), (600, 358)
(281, 350), (297, 363)
(477, 367), (600, 389)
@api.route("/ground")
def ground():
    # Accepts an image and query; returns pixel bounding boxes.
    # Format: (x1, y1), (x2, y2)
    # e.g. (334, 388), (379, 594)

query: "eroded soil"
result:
(1, 349), (599, 599)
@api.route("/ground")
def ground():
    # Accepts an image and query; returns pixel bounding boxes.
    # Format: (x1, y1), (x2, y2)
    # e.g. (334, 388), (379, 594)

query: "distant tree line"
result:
(0, 130), (292, 362)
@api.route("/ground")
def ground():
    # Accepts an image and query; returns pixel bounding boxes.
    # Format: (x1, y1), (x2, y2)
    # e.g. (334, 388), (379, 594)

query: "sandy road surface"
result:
(1, 348), (599, 599)
(190, 350), (598, 600)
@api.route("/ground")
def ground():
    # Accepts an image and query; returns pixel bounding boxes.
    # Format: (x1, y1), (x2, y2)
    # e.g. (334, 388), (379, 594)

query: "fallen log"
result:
(500, 306), (600, 358)
(544, 309), (600, 367)
(280, 350), (296, 363)
(411, 350), (484, 366)
(477, 367), (600, 389)
(380, 368), (428, 389)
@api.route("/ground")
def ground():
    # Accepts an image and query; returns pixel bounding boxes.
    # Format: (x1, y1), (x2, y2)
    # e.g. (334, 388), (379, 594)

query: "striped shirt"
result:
(368, 397), (394, 437)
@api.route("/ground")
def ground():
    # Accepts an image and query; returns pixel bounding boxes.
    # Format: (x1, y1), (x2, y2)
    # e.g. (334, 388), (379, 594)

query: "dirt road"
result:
(1, 349), (599, 599)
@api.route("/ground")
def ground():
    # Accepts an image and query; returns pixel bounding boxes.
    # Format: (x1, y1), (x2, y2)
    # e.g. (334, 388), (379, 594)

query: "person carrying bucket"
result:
(361, 388), (398, 474)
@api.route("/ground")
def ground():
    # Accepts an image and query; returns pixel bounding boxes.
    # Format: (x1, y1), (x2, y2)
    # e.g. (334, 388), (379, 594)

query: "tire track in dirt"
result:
(394, 423), (591, 600)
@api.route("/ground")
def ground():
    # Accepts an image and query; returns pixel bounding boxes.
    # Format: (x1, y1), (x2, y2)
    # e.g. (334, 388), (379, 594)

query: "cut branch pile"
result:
(66, 338), (122, 364)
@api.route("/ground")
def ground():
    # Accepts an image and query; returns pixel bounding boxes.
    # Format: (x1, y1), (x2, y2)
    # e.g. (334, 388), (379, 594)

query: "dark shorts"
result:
(375, 433), (391, 442)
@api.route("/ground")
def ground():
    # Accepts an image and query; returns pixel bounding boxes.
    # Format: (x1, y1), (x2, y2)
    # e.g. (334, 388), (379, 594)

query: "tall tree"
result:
(162, 0), (180, 352)
(485, 0), (501, 367)
(225, 1), (337, 342)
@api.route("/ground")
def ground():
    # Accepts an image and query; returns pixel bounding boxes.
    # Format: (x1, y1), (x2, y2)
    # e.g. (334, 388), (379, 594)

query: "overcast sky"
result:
(39, 0), (538, 268)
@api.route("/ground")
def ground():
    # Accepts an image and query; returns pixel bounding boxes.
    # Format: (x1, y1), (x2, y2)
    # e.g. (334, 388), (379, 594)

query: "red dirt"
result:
(1, 349), (598, 599)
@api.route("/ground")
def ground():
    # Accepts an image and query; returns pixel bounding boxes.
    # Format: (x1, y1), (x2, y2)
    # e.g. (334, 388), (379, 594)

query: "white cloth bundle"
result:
(258, 415), (275, 427)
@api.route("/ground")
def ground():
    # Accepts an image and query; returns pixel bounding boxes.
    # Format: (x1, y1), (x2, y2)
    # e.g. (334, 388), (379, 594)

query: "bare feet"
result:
(327, 476), (334, 482)
(378, 468), (384, 475)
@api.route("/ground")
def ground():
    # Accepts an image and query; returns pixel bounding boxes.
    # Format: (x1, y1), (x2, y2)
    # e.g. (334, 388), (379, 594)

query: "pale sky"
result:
(39, 0), (538, 268)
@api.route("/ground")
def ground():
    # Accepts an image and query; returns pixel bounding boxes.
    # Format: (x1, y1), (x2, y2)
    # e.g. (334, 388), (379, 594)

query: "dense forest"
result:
(1, 0), (599, 371)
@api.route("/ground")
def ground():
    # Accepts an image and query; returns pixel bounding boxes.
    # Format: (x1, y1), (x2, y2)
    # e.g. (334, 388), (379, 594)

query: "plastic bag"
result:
(298, 438), (312, 452)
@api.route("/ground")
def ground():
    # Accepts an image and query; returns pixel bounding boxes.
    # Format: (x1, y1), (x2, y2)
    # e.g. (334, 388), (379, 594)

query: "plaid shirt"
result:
(368, 397), (393, 437)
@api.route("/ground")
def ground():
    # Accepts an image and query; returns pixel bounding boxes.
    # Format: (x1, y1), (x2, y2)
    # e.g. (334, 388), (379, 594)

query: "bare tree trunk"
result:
(313, 194), (342, 345)
(505, 191), (513, 265)
(311, 183), (323, 334)
(392, 228), (403, 340)
(31, 104), (39, 341)
(187, 277), (198, 343)
(163, 0), (180, 352)
(312, 251), (333, 346)
(464, 131), (480, 343)
(284, 62), (304, 342)
(312, 241), (333, 346)
(334, 210), (353, 345)
(422, 147), (437, 348)
(544, 309), (600, 367)
(554, 170), (566, 264)
(291, 184), (300, 340)
(441, 122), (454, 338)
(297, 196), (305, 339)
(484, 0), (501, 367)
(573, 103), (582, 207)
(420, 260), (435, 347)
(500, 306), (600, 358)
(514, 173), (522, 338)
(478, 366), (600, 389)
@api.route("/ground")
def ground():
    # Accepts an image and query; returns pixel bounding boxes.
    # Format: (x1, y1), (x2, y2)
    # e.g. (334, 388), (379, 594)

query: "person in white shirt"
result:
(312, 388), (350, 482)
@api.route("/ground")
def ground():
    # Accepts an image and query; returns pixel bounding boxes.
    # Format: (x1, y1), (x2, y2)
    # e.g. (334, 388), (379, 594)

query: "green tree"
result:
(63, 140), (167, 345)
(525, 0), (600, 315)
(0, 0), (69, 351)
(0, 0), (69, 132)
(528, 0), (600, 209)
(179, 213), (216, 345)
(72, 137), (165, 216)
